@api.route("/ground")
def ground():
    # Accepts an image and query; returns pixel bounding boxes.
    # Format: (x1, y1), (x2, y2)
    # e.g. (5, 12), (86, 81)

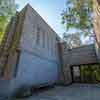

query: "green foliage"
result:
(0, 16), (8, 31)
(61, 0), (93, 37)
(0, 0), (16, 42)
(0, 16), (8, 43)
(63, 32), (81, 49)
(80, 65), (100, 83)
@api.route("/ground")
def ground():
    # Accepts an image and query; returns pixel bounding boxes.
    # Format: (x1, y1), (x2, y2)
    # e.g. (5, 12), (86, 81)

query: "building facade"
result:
(0, 4), (61, 91)
(0, 1), (100, 95)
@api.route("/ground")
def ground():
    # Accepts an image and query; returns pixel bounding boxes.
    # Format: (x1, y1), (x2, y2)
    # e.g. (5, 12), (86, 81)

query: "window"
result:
(47, 32), (50, 50)
(36, 26), (40, 45)
(42, 30), (45, 48)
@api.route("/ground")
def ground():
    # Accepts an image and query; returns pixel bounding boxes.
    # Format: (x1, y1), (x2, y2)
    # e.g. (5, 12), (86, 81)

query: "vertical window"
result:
(47, 32), (49, 50)
(14, 50), (21, 77)
(36, 26), (40, 45)
(42, 30), (45, 48)
(50, 36), (53, 55)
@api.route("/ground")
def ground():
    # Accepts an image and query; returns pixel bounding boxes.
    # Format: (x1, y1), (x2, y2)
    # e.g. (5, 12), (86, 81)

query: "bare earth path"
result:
(20, 84), (100, 100)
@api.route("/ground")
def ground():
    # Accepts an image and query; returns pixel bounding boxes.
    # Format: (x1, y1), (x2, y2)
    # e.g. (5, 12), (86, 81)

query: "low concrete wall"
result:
(9, 4), (60, 90)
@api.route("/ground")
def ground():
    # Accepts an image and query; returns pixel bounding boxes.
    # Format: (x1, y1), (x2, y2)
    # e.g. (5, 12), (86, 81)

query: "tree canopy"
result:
(0, 0), (16, 42)
(63, 32), (81, 49)
(61, 0), (93, 37)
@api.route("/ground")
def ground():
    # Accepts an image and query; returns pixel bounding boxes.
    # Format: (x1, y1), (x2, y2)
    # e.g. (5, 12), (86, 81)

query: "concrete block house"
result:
(0, 0), (100, 95)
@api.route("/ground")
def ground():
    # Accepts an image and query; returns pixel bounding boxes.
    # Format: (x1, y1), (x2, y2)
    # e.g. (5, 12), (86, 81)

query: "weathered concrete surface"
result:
(0, 6), (26, 78)
(14, 51), (58, 87)
(9, 4), (60, 90)
(18, 84), (100, 100)
(0, 4), (61, 95)
(0, 79), (10, 97)
(0, 15), (18, 76)
(67, 44), (97, 65)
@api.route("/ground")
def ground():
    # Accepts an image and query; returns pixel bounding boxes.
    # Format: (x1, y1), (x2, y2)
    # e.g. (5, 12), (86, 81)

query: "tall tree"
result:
(61, 0), (93, 41)
(0, 0), (16, 42)
(63, 32), (81, 49)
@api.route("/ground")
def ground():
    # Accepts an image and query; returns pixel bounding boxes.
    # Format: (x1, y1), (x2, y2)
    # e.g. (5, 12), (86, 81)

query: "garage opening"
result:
(71, 64), (100, 83)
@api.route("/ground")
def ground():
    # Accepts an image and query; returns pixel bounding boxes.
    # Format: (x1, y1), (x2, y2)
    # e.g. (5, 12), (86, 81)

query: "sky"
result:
(15, 0), (67, 37)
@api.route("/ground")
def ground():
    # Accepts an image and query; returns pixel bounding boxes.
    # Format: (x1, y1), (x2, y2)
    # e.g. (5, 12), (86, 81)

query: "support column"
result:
(57, 42), (72, 85)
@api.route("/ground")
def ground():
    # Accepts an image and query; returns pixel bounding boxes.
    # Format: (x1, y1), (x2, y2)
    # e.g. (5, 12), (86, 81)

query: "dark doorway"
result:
(71, 66), (81, 83)
(71, 64), (100, 83)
